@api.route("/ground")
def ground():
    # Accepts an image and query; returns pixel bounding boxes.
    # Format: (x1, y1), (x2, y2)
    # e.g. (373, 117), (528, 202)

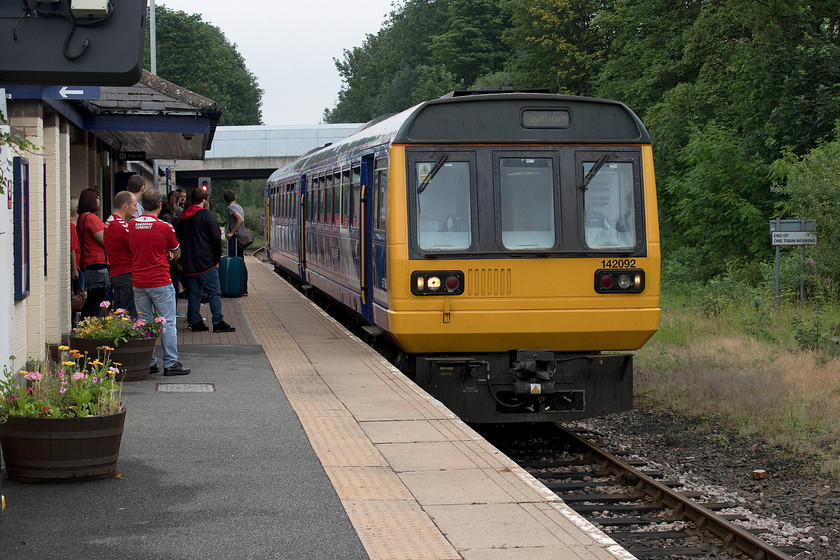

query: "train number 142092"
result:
(601, 258), (636, 269)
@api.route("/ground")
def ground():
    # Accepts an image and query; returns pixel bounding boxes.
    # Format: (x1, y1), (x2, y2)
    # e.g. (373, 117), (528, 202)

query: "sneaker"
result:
(190, 321), (209, 332)
(149, 364), (159, 374)
(163, 362), (191, 376)
(213, 320), (236, 333)
(175, 310), (185, 318)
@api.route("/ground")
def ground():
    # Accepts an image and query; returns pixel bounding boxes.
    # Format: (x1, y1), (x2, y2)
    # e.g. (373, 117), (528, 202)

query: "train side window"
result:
(317, 176), (324, 225)
(325, 173), (334, 226)
(582, 160), (637, 249)
(415, 160), (472, 251)
(374, 165), (388, 232)
(306, 177), (314, 223)
(499, 157), (556, 250)
(350, 165), (361, 229)
(341, 169), (350, 228)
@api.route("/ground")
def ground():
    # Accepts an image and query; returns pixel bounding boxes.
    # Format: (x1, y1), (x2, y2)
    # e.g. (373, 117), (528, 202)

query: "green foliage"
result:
(665, 122), (772, 275)
(502, 0), (602, 95)
(791, 308), (840, 354)
(326, 0), (510, 122)
(147, 6), (263, 125)
(71, 307), (165, 345)
(772, 125), (840, 289)
(0, 349), (122, 419)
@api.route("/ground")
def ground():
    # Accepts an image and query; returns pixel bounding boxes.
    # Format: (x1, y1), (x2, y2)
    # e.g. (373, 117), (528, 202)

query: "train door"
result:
(298, 174), (307, 281)
(359, 155), (374, 323)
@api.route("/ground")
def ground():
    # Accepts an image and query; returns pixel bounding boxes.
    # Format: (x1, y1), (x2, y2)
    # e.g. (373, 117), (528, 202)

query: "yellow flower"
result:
(62, 361), (75, 366)
(58, 345), (69, 351)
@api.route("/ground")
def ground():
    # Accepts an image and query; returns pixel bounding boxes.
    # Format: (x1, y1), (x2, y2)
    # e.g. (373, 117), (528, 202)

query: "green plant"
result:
(791, 309), (840, 354)
(0, 109), (42, 195)
(0, 348), (123, 419)
(71, 302), (165, 344)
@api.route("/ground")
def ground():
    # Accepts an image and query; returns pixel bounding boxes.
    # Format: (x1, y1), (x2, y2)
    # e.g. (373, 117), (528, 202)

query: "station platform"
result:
(0, 257), (635, 560)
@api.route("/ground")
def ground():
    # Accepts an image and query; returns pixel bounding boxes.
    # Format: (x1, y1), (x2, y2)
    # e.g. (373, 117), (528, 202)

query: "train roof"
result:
(268, 92), (650, 183)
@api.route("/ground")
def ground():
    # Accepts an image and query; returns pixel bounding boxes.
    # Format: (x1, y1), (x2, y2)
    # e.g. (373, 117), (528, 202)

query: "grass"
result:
(634, 286), (840, 477)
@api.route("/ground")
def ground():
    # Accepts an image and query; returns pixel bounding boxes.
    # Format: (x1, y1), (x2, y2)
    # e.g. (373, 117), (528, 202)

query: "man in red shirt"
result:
(104, 191), (138, 318)
(129, 189), (190, 376)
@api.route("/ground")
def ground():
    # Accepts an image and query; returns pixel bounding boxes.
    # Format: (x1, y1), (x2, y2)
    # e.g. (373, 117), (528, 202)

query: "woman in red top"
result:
(76, 188), (110, 319)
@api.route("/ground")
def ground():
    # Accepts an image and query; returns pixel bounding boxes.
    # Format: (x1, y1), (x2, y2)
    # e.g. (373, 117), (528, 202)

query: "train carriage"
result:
(266, 90), (660, 423)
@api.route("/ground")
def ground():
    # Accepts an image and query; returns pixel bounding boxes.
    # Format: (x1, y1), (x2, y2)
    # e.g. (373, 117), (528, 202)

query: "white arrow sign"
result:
(59, 86), (85, 98)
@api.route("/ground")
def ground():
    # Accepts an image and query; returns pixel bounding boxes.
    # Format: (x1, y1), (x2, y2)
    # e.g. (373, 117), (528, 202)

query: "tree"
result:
(772, 126), (840, 285)
(665, 122), (771, 275)
(147, 6), (263, 125)
(429, 0), (510, 87)
(503, 0), (605, 95)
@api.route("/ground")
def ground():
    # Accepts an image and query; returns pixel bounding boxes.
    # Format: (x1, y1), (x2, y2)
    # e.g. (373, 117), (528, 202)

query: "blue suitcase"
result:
(219, 256), (246, 298)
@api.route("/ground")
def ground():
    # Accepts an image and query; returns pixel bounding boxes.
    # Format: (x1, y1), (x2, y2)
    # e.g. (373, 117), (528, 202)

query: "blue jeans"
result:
(187, 267), (223, 326)
(133, 283), (178, 368)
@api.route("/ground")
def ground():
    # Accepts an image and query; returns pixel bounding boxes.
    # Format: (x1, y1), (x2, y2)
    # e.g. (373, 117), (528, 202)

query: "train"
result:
(265, 90), (660, 423)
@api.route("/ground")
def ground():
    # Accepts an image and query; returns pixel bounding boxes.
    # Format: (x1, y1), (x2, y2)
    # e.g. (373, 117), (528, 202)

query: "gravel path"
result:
(569, 409), (839, 558)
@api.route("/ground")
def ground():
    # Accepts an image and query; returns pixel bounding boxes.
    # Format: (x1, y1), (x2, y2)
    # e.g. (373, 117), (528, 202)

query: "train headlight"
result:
(594, 269), (645, 294)
(411, 271), (464, 296)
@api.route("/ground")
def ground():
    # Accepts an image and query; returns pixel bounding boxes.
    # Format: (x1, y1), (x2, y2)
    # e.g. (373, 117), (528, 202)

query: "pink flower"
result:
(59, 387), (67, 394)
(100, 300), (111, 308)
(155, 316), (166, 325)
(58, 370), (65, 379)
(6, 395), (17, 402)
(91, 376), (98, 383)
(115, 308), (127, 315)
(72, 372), (84, 381)
(25, 372), (43, 381)
(133, 320), (146, 329)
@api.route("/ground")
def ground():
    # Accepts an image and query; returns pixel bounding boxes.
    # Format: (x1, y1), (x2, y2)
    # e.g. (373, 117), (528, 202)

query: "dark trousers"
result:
(111, 272), (137, 319)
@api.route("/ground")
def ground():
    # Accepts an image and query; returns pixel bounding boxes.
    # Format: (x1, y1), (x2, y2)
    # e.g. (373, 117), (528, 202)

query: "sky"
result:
(155, 0), (396, 125)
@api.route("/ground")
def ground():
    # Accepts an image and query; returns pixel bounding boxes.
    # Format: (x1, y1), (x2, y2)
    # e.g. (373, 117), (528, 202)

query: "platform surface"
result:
(0, 257), (635, 560)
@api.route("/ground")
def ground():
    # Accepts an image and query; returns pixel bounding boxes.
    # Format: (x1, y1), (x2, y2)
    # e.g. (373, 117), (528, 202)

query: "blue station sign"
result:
(2, 85), (101, 100)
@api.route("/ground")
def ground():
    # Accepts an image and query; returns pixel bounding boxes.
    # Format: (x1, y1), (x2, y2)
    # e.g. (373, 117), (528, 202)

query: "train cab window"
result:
(582, 160), (637, 249)
(415, 160), (472, 251)
(350, 165), (361, 229)
(499, 157), (556, 250)
(340, 169), (350, 227)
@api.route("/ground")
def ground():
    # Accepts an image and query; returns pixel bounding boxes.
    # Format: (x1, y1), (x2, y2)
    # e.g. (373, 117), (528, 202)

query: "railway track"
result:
(489, 424), (800, 559)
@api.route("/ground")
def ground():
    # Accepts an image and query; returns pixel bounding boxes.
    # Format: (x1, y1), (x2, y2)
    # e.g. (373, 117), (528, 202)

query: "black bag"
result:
(84, 267), (110, 291)
(235, 225), (254, 248)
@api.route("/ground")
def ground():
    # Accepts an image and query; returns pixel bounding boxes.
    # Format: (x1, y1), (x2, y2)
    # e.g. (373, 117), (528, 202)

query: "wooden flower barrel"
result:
(0, 410), (126, 483)
(68, 336), (157, 382)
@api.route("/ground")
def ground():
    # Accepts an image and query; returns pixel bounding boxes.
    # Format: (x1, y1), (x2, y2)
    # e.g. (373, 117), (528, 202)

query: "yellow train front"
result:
(266, 91), (660, 424)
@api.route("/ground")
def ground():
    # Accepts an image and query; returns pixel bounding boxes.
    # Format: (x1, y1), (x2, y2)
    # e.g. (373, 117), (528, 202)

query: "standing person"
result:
(126, 174), (146, 218)
(130, 189), (190, 376)
(76, 188), (110, 319)
(224, 189), (249, 296)
(178, 188), (236, 333)
(70, 197), (81, 328)
(104, 191), (138, 318)
(175, 188), (187, 218)
(159, 191), (185, 302)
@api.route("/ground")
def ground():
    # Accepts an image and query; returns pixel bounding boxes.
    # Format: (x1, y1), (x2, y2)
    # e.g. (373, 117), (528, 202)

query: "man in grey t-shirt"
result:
(224, 189), (248, 295)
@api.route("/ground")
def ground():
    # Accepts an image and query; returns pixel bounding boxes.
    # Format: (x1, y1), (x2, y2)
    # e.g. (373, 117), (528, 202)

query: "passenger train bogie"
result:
(266, 90), (660, 423)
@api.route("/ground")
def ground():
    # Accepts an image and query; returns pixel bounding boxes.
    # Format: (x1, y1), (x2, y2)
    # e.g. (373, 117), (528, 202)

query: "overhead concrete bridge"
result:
(168, 123), (363, 185)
